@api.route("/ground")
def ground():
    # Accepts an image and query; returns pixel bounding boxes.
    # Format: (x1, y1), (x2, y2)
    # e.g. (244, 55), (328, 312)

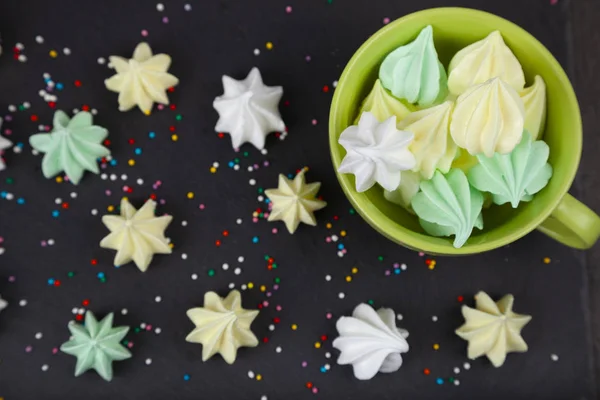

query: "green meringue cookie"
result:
(411, 169), (484, 248)
(29, 110), (110, 185)
(355, 79), (414, 123)
(60, 311), (131, 381)
(379, 25), (448, 107)
(467, 130), (552, 208)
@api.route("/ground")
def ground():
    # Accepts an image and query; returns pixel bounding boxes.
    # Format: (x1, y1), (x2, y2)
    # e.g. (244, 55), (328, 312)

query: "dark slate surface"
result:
(0, 0), (597, 399)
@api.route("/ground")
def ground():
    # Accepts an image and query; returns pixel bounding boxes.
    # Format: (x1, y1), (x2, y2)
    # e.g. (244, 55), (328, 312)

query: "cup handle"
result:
(536, 193), (600, 249)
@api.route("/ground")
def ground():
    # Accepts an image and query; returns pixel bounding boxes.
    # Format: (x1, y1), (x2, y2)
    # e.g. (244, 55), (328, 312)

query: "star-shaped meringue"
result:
(60, 311), (131, 381)
(338, 112), (416, 192)
(0, 294), (7, 312)
(186, 290), (259, 364)
(455, 291), (532, 367)
(265, 170), (327, 234)
(213, 67), (285, 150)
(0, 118), (12, 171)
(100, 198), (173, 271)
(105, 42), (179, 114)
(29, 111), (110, 184)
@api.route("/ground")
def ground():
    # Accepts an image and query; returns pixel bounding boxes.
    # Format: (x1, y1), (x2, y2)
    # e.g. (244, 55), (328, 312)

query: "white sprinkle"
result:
(35, 35), (44, 44)
(55, 198), (62, 204)
(47, 239), (55, 246)
(397, 314), (403, 320)
(249, 179), (256, 186)
(38, 90), (46, 96)
(261, 396), (268, 400)
(268, 324), (275, 331)
(155, 296), (162, 303)
(325, 275), (331, 281)
(234, 267), (241, 275)
(140, 323), (147, 329)
(236, 218), (243, 224)
(8, 105), (16, 112)
(77, 308), (85, 315)
(121, 174), (127, 181)
(19, 299), (27, 307)
(41, 364), (49, 371)
(233, 164), (240, 171)
(400, 263), (407, 270)
(333, 80), (338, 88)
(257, 195), (264, 202)
(454, 379), (460, 386)
(23, 102), (31, 108)
(181, 220), (188, 226)
(212, 162), (219, 168)
(63, 48), (71, 55)
(184, 3), (192, 11)
(261, 149), (268, 155)
(453, 367), (460, 374)
(91, 209), (98, 216)
(181, 253), (188, 260)
(97, 57), (106, 64)
(121, 308), (128, 315)
(137, 178), (144, 185)
(70, 192), (77, 199)
(155, 327), (161, 334)
(275, 346), (282, 353)
(248, 370), (255, 379)
(248, 166), (254, 172)
(331, 235), (339, 242)
(156, 3), (165, 11)
(551, 354), (559, 361)
(110, 174), (117, 181)
(15, 43), (24, 50)
(238, 256), (245, 263)
(35, 332), (43, 339)
(191, 273), (198, 280)
(324, 363), (330, 370)
(145, 358), (152, 365)
(222, 263), (229, 270)
(463, 362), (471, 370)
(432, 316), (438, 322)
(254, 48), (260, 56)
(338, 292), (345, 299)
(100, 174), (108, 180)
(228, 282), (235, 289)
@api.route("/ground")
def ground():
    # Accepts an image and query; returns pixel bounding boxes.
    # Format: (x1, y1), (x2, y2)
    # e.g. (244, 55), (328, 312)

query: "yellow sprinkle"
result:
(248, 282), (254, 289)
(49, 50), (58, 58)
(210, 167), (217, 173)
(291, 324), (298, 330)
(122, 196), (129, 201)
(351, 267), (358, 274)
(260, 285), (266, 292)
(265, 42), (273, 50)
(314, 342), (321, 349)
(345, 276), (352, 282)
(428, 264), (435, 270)
(171, 134), (178, 141)
(252, 211), (259, 217)
(433, 343), (440, 350)
(256, 374), (262, 381)
(169, 243), (174, 249)
(340, 230), (347, 237)
(187, 192), (194, 199)
(55, 176), (63, 183)
(543, 257), (551, 264)
(128, 159), (135, 166)
(326, 223), (332, 229)
(107, 205), (114, 212)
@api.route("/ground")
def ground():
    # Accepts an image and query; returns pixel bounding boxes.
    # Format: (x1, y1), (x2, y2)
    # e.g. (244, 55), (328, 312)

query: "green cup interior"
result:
(329, 8), (582, 255)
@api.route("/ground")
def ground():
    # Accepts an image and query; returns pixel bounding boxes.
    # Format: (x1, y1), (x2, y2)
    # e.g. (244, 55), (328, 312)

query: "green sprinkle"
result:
(367, 299), (374, 305)
(448, 377), (455, 383)
(349, 208), (356, 215)
(5, 177), (13, 184)
(67, 272), (75, 278)
(243, 151), (249, 157)
(377, 256), (384, 262)
(272, 263), (278, 269)
(274, 277), (281, 284)
(264, 255), (270, 261)
(258, 188), (264, 194)
(134, 327), (141, 333)
(208, 269), (215, 277)
(175, 114), (183, 121)
(234, 158), (240, 163)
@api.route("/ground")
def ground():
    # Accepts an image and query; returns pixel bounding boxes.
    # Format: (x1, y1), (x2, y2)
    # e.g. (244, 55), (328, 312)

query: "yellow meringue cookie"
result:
(448, 31), (525, 96)
(355, 79), (414, 123)
(398, 100), (457, 179)
(520, 75), (547, 140)
(451, 148), (479, 174)
(450, 77), (525, 157)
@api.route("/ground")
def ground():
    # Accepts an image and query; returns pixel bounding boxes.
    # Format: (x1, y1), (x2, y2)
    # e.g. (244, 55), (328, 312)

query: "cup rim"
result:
(328, 7), (582, 255)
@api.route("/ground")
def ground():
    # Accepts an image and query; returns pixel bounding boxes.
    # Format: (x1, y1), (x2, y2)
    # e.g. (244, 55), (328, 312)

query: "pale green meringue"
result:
(411, 169), (484, 248)
(467, 130), (552, 208)
(379, 25), (448, 107)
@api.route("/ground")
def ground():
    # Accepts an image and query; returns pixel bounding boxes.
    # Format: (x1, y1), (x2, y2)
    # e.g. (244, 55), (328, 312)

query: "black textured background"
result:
(0, 0), (597, 399)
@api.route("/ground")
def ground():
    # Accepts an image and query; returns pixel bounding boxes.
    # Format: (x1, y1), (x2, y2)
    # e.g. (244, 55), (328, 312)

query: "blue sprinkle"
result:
(134, 148), (142, 155)
(320, 366), (326, 373)
(337, 244), (344, 250)
(149, 131), (156, 139)
(183, 374), (190, 381)
(394, 269), (401, 275)
(52, 210), (60, 218)
(16, 142), (24, 148)
(1, 191), (6, 198)
(47, 278), (55, 285)
(436, 378), (444, 385)
(265, 199), (270, 204)
(97, 272), (105, 278)
(228, 161), (234, 168)
(56, 83), (64, 90)
(252, 236), (259, 243)
(110, 159), (117, 166)
(17, 198), (25, 204)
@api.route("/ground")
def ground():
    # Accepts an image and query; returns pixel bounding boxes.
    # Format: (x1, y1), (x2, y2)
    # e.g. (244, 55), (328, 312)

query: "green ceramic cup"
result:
(329, 7), (600, 255)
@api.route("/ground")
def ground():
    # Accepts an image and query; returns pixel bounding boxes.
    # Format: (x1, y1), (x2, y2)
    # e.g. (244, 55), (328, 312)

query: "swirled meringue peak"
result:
(520, 75), (547, 140)
(411, 169), (484, 248)
(398, 100), (457, 179)
(379, 25), (448, 107)
(338, 112), (416, 192)
(355, 79), (414, 123)
(450, 77), (525, 157)
(448, 31), (525, 96)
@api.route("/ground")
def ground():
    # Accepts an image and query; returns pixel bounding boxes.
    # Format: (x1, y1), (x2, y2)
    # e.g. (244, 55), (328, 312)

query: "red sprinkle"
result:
(74, 80), (82, 87)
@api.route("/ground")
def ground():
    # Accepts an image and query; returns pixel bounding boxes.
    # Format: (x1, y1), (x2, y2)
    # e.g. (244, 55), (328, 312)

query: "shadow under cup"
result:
(329, 8), (582, 255)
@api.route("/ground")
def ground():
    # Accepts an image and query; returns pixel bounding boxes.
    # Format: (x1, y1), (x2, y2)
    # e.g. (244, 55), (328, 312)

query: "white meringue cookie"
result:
(213, 67), (285, 150)
(333, 303), (409, 380)
(338, 112), (416, 192)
